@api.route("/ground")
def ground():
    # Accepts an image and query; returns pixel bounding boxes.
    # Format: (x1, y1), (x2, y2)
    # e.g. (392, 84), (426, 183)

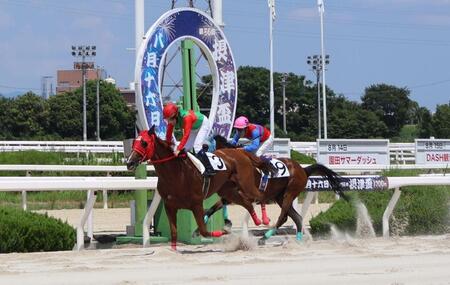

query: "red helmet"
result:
(163, 103), (178, 119)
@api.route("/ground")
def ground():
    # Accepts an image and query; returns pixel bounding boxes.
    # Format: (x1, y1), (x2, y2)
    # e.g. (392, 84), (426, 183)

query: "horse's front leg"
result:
(192, 204), (225, 238)
(165, 204), (178, 251)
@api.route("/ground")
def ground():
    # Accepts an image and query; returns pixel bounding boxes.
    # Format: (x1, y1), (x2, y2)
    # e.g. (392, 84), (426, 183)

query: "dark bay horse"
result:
(126, 127), (274, 250)
(204, 135), (348, 244)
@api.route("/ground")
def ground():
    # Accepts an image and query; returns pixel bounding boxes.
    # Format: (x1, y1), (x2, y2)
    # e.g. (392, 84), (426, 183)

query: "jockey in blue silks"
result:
(229, 116), (274, 226)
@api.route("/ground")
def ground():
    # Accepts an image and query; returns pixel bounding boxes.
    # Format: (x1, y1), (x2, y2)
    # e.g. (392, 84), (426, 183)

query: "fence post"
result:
(87, 190), (94, 241)
(103, 172), (110, 209)
(75, 189), (97, 250)
(22, 170), (31, 211)
(382, 187), (402, 238)
(134, 163), (147, 236)
(143, 190), (161, 247)
(300, 192), (315, 233)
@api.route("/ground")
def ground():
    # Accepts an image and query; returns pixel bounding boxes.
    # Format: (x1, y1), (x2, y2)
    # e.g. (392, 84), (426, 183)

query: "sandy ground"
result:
(0, 205), (447, 284)
(35, 203), (332, 233)
(0, 234), (449, 285)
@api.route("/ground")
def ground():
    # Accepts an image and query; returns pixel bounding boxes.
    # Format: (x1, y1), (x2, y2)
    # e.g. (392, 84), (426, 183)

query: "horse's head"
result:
(126, 126), (157, 171)
(213, 135), (237, 150)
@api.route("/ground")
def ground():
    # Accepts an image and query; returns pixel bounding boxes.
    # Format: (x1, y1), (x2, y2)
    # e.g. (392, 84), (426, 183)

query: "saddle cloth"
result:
(187, 152), (227, 175)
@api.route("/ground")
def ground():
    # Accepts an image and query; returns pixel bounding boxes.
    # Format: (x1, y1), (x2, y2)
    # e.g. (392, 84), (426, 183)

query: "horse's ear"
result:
(136, 124), (142, 133)
(148, 125), (156, 135)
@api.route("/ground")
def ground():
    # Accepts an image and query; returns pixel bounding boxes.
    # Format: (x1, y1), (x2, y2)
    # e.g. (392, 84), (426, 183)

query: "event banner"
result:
(306, 176), (389, 192)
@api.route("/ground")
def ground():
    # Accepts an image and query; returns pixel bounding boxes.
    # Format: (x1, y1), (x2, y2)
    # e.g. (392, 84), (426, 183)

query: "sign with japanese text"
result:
(135, 8), (237, 139)
(317, 139), (389, 165)
(415, 139), (450, 164)
(306, 176), (389, 192)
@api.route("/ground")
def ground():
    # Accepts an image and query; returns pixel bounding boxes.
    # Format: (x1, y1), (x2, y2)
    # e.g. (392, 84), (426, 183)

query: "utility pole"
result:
(281, 73), (288, 134)
(268, 0), (276, 136)
(96, 67), (101, 141)
(318, 0), (328, 138)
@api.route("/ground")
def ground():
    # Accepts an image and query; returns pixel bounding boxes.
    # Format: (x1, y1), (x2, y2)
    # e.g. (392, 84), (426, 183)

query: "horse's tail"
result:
(304, 164), (349, 201)
(241, 151), (277, 176)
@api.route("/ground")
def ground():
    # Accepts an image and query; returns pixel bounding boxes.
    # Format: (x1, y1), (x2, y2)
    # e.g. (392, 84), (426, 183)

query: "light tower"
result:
(71, 45), (96, 141)
(307, 54), (329, 139)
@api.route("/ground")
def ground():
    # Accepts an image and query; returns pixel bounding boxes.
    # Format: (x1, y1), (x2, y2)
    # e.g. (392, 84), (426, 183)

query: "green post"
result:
(134, 163), (147, 236)
(181, 40), (199, 112)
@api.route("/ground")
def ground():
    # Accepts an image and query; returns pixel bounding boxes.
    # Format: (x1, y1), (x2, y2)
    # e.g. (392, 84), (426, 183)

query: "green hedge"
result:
(310, 186), (450, 237)
(291, 150), (316, 164)
(0, 207), (76, 253)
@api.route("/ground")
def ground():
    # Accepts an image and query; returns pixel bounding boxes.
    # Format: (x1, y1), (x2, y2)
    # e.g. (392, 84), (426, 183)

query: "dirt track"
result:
(0, 234), (449, 285)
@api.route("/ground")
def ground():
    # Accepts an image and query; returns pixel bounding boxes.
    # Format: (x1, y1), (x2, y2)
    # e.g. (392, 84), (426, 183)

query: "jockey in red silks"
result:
(163, 102), (216, 176)
(230, 116), (274, 226)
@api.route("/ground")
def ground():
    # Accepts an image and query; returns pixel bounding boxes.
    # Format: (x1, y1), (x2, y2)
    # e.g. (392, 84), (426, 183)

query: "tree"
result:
(87, 81), (135, 140)
(432, 104), (450, 138)
(48, 81), (135, 140)
(47, 90), (83, 139)
(0, 96), (14, 139)
(417, 107), (433, 138)
(328, 95), (388, 138)
(7, 92), (49, 139)
(361, 84), (414, 137)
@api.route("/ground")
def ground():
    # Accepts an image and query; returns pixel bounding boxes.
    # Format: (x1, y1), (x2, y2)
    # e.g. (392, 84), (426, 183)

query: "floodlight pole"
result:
(82, 53), (87, 141)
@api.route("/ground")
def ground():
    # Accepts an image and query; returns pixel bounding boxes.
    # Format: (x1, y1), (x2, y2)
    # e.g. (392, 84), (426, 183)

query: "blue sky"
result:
(0, 0), (449, 111)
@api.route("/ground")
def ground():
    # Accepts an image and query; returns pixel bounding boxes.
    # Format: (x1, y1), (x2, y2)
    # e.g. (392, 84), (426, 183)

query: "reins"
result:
(150, 152), (186, 164)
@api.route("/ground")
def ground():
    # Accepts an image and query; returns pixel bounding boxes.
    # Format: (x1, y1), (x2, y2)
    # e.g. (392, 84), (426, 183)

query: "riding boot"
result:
(259, 155), (277, 176)
(196, 149), (216, 177)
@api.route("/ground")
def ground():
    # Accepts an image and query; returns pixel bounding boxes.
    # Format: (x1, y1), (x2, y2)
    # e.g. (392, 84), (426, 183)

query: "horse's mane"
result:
(213, 135), (236, 149)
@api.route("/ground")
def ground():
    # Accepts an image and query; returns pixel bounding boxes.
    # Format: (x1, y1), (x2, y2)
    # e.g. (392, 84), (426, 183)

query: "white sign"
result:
(415, 139), (450, 165)
(317, 139), (389, 165)
(265, 138), (291, 158)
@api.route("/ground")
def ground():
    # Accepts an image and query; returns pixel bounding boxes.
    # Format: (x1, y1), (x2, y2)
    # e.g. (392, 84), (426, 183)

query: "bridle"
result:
(132, 132), (186, 165)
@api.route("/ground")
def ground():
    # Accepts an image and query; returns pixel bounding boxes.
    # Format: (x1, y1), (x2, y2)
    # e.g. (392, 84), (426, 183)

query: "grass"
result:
(0, 191), (138, 210)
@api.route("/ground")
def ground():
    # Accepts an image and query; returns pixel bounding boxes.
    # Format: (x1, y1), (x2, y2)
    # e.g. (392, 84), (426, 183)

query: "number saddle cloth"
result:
(186, 152), (227, 175)
(256, 158), (290, 192)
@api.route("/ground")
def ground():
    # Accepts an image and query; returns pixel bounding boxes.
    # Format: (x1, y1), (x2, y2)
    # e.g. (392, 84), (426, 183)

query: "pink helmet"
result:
(233, 116), (249, 129)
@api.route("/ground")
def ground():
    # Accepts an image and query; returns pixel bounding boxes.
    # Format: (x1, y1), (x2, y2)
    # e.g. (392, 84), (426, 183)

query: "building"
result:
(119, 82), (136, 110)
(56, 61), (104, 94)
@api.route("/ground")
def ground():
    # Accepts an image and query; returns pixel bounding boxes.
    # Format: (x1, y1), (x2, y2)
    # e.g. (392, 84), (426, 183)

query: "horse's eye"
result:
(141, 140), (148, 148)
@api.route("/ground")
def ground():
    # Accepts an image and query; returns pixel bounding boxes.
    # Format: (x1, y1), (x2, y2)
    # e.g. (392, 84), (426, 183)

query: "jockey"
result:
(230, 116), (274, 225)
(163, 102), (216, 176)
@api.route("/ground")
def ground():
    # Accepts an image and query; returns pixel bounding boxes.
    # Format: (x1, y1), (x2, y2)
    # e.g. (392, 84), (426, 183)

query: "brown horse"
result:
(203, 135), (348, 244)
(126, 127), (274, 250)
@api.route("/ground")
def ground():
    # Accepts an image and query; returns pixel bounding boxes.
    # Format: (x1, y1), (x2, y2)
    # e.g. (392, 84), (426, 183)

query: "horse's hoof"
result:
(262, 217), (270, 226)
(258, 238), (266, 246)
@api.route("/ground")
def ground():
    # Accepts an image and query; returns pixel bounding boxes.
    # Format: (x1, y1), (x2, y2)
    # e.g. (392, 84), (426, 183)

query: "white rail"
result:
(0, 176), (157, 250)
(0, 175), (449, 249)
(0, 141), (123, 153)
